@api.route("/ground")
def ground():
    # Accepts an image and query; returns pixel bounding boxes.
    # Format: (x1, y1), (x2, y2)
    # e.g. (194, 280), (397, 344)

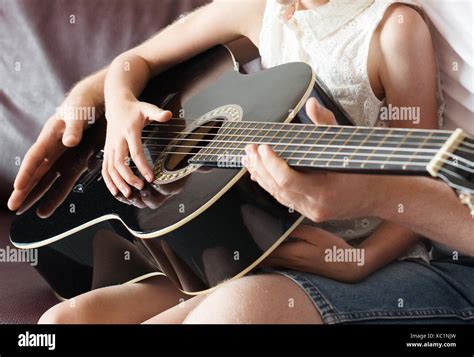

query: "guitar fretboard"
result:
(190, 122), (452, 174)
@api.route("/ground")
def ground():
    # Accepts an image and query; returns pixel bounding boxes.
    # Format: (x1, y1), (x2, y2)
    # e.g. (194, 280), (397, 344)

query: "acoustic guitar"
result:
(10, 45), (474, 299)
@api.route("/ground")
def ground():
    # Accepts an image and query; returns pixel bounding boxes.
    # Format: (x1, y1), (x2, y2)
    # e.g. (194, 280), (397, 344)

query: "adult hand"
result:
(7, 85), (103, 212)
(242, 98), (384, 222)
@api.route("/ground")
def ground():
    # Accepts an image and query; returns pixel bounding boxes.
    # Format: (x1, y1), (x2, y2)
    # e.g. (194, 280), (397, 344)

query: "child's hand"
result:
(263, 225), (367, 283)
(103, 97), (172, 197)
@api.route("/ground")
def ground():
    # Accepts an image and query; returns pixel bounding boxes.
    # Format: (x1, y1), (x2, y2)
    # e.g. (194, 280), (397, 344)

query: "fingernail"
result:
(259, 145), (268, 155)
(246, 146), (256, 159)
(145, 174), (154, 183)
(135, 182), (144, 190)
(63, 134), (76, 145)
(242, 156), (249, 166)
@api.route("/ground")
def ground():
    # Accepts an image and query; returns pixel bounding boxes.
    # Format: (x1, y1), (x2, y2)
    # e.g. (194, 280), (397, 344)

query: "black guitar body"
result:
(10, 45), (315, 298)
(10, 43), (474, 299)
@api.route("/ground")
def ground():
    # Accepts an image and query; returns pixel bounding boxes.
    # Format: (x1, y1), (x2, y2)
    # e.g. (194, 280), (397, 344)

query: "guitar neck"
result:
(190, 122), (454, 175)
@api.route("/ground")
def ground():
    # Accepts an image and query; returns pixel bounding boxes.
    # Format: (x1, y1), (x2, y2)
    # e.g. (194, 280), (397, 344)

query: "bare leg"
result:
(142, 274), (322, 324)
(183, 274), (323, 324)
(38, 275), (187, 324)
(142, 295), (206, 324)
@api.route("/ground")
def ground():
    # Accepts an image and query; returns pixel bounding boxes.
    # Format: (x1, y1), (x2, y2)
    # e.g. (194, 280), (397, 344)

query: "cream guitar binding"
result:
(9, 45), (474, 299)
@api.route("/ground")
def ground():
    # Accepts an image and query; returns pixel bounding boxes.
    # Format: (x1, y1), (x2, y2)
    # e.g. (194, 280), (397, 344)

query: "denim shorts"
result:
(267, 258), (474, 324)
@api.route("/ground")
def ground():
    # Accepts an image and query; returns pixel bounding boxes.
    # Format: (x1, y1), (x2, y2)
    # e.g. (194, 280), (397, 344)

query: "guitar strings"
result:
(140, 117), (473, 150)
(141, 142), (437, 158)
(139, 136), (474, 157)
(141, 124), (454, 142)
(141, 117), (474, 146)
(140, 136), (443, 153)
(137, 142), (473, 169)
(130, 153), (472, 174)
(138, 121), (473, 154)
(110, 119), (472, 174)
(125, 140), (472, 172)
(128, 154), (470, 176)
(137, 136), (473, 166)
(141, 129), (452, 147)
(139, 137), (473, 157)
(438, 168), (474, 194)
(143, 118), (455, 135)
(132, 154), (433, 168)
(150, 149), (472, 173)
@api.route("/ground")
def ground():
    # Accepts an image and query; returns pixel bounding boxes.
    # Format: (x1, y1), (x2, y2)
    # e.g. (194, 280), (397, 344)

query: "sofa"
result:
(0, 0), (210, 324)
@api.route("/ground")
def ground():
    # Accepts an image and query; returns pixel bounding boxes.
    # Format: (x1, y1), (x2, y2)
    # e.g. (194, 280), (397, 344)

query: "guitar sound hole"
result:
(164, 119), (225, 171)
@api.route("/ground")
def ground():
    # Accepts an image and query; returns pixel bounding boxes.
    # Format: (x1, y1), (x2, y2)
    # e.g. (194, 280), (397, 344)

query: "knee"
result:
(183, 274), (322, 324)
(38, 302), (77, 324)
(183, 281), (244, 324)
(183, 276), (273, 324)
(38, 298), (92, 324)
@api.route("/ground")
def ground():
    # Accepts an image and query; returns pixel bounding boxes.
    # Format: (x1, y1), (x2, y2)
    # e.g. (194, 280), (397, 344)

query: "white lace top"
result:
(259, 0), (445, 261)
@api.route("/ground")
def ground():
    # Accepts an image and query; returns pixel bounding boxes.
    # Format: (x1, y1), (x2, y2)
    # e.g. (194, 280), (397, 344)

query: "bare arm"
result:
(357, 223), (421, 277)
(8, 0), (265, 210)
(73, 68), (108, 113)
(375, 176), (474, 255)
(307, 6), (440, 280)
(374, 5), (473, 255)
(102, 0), (265, 197)
(7, 67), (108, 212)
(355, 6), (474, 255)
(376, 4), (439, 130)
(264, 222), (420, 283)
(243, 4), (474, 258)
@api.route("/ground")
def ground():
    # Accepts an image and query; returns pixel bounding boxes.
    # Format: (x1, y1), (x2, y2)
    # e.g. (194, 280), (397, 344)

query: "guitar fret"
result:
(263, 122), (280, 145)
(190, 122), (452, 173)
(272, 123), (293, 152)
(199, 121), (234, 161)
(224, 123), (243, 149)
(404, 130), (434, 169)
(227, 122), (253, 159)
(327, 127), (361, 168)
(381, 131), (411, 169)
(304, 126), (330, 167)
(203, 125), (450, 149)
(285, 157), (430, 167)
(362, 128), (391, 169)
(295, 127), (317, 165)
(277, 127), (304, 160)
(263, 123), (289, 158)
(286, 150), (433, 161)
(196, 123), (452, 144)
(344, 128), (374, 169)
(283, 126), (310, 162)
